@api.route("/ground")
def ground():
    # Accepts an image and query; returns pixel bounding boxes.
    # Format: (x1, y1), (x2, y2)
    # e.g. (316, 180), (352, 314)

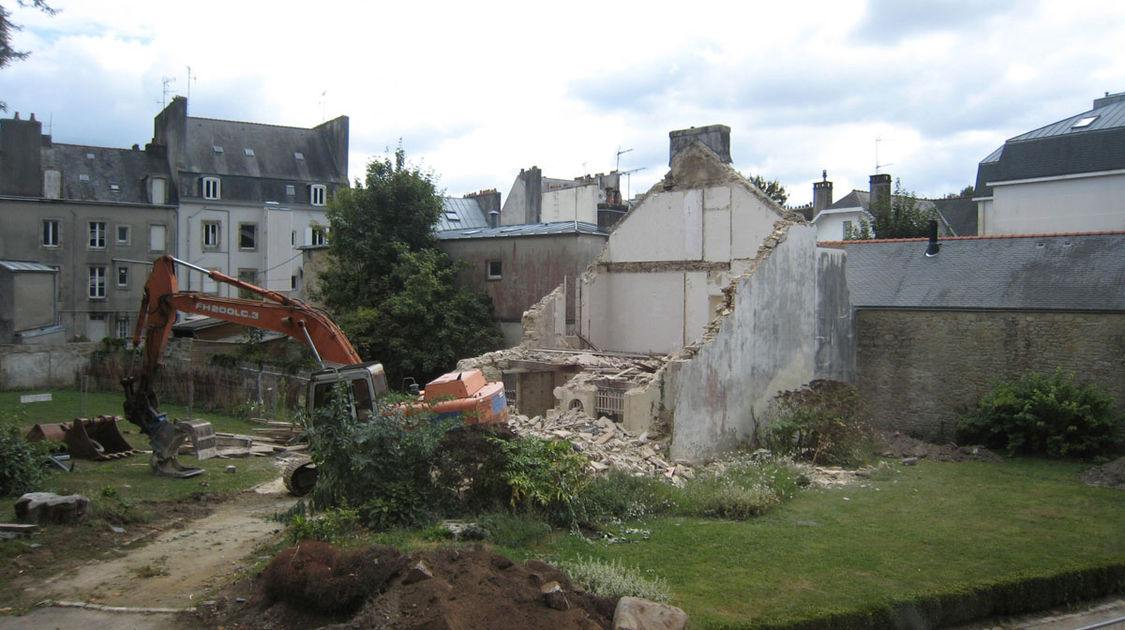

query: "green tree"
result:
(746, 174), (788, 206)
(1, 1), (55, 111)
(316, 146), (503, 386)
(845, 179), (937, 240)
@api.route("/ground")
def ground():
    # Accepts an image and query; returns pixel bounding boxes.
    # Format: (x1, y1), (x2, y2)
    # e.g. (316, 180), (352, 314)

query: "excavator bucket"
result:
(27, 416), (139, 461)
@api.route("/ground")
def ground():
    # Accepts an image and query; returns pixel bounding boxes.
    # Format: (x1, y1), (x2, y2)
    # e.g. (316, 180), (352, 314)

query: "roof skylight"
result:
(1072, 116), (1098, 129)
(212, 145), (224, 154)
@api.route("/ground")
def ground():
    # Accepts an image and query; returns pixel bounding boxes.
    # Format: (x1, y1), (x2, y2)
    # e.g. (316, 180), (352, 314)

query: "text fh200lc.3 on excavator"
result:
(121, 255), (508, 494)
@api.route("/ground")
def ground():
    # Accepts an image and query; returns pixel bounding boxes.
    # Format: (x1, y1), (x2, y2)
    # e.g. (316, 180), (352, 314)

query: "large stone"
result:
(540, 580), (570, 611)
(14, 492), (90, 524)
(613, 596), (688, 630)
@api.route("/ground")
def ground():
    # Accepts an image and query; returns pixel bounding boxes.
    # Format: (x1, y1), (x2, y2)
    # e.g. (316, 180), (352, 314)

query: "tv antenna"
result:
(185, 66), (197, 100)
(875, 137), (894, 173)
(160, 76), (176, 108)
(621, 166), (645, 200)
(615, 147), (633, 172)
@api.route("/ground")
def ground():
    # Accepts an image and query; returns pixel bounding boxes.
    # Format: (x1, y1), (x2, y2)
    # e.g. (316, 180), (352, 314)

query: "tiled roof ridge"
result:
(820, 230), (1125, 246)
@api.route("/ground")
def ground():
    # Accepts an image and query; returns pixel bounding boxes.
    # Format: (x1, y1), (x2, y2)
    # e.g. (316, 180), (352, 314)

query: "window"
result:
(202, 176), (221, 200)
(239, 223), (257, 250)
(88, 266), (106, 299)
(116, 225), (131, 244)
(116, 317), (131, 339)
(294, 152), (304, 160)
(1072, 115), (1098, 129)
(310, 184), (327, 206)
(310, 226), (327, 246)
(42, 219), (60, 247)
(203, 221), (221, 249)
(244, 148), (255, 157)
(212, 145), (224, 154)
(149, 225), (166, 251)
(286, 184), (296, 197)
(150, 177), (167, 204)
(237, 269), (258, 299)
(89, 221), (106, 248)
(116, 266), (129, 287)
(486, 260), (502, 280)
(291, 275), (297, 290)
(843, 220), (854, 236)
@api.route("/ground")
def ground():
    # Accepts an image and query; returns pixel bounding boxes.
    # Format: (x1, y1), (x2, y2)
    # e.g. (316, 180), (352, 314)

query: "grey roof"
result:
(437, 221), (605, 241)
(845, 232), (1125, 311)
(182, 117), (345, 183)
(975, 93), (1125, 197)
(0, 260), (57, 272)
(42, 143), (173, 205)
(437, 197), (490, 232)
(826, 189), (868, 210)
(932, 196), (977, 236)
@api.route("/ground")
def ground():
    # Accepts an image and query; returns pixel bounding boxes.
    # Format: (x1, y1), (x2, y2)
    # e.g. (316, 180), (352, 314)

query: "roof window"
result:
(85, 152), (95, 160)
(109, 184), (120, 192)
(445, 211), (460, 221)
(212, 145), (224, 154)
(79, 174), (90, 182)
(294, 152), (305, 160)
(244, 148), (255, 157)
(1072, 116), (1098, 129)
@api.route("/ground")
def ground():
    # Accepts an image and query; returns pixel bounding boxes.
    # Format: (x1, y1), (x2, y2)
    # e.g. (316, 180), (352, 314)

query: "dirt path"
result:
(1, 478), (296, 629)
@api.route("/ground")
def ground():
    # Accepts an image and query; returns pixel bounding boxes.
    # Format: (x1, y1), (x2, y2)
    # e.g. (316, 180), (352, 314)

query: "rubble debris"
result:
(14, 492), (90, 524)
(614, 596), (689, 630)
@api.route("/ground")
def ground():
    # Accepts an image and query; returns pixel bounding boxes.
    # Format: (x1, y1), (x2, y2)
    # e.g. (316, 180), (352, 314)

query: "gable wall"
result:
(984, 172), (1125, 235)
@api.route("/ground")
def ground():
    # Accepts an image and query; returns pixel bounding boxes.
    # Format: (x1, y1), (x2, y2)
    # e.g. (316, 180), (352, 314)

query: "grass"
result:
(515, 459), (1125, 629)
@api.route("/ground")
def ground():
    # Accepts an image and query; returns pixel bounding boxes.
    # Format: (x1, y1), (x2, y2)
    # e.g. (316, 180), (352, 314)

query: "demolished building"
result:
(462, 125), (854, 463)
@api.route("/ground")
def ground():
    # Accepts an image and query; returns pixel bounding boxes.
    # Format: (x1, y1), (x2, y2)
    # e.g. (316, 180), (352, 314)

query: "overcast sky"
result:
(2, 0), (1122, 206)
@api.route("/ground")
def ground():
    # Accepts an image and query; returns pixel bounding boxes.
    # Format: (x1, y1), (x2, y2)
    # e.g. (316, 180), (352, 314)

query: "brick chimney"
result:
(0, 113), (44, 197)
(812, 170), (833, 217)
(869, 173), (892, 213)
(669, 125), (732, 166)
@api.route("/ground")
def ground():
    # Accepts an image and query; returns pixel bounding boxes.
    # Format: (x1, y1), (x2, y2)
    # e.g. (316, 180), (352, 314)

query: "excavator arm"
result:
(123, 255), (363, 477)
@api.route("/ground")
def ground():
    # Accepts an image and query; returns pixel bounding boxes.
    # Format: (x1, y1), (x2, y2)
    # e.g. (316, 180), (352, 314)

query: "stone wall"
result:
(857, 310), (1125, 441)
(0, 343), (97, 390)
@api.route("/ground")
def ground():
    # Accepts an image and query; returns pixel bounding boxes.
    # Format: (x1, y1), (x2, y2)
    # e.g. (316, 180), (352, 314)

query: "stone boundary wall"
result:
(0, 343), (97, 390)
(857, 310), (1125, 441)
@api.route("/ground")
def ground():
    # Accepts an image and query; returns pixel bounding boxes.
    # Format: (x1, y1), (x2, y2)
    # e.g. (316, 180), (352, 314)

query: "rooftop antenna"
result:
(615, 147), (633, 172)
(319, 90), (327, 121)
(875, 137), (894, 173)
(621, 166), (645, 200)
(161, 76), (176, 108)
(186, 65), (196, 100)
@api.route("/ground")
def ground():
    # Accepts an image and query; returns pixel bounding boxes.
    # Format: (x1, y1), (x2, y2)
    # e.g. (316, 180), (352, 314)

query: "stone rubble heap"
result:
(507, 408), (696, 485)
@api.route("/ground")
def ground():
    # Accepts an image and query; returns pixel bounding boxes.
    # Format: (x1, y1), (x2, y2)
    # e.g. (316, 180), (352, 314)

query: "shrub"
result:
(956, 369), (1122, 458)
(760, 380), (874, 467)
(556, 556), (670, 602)
(0, 423), (47, 498)
(490, 435), (591, 527)
(306, 386), (457, 531)
(575, 470), (676, 524)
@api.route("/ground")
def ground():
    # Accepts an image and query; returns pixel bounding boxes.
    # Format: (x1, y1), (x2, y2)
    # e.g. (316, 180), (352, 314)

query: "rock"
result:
(402, 560), (434, 585)
(14, 492), (90, 524)
(540, 581), (570, 610)
(224, 465), (237, 474)
(613, 596), (689, 630)
(902, 457), (919, 466)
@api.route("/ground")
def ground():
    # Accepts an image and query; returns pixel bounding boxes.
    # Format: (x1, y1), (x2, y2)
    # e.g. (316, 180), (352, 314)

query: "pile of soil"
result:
(1080, 456), (1125, 490)
(876, 431), (1004, 463)
(189, 542), (617, 630)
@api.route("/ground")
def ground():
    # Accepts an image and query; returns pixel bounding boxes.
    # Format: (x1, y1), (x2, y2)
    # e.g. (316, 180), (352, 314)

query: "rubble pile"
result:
(459, 346), (665, 382)
(508, 408), (696, 484)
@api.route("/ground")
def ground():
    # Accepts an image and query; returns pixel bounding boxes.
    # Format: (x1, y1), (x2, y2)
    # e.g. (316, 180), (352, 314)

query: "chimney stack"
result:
(0, 113), (45, 197)
(669, 125), (732, 166)
(812, 170), (833, 217)
(869, 173), (892, 212)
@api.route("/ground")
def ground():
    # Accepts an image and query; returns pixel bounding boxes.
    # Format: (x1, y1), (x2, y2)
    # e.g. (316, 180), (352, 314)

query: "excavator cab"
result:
(307, 361), (388, 421)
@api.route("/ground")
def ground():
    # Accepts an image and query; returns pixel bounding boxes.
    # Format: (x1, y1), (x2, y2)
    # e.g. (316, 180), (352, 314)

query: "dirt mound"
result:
(191, 543), (617, 630)
(1080, 457), (1125, 490)
(876, 431), (1004, 463)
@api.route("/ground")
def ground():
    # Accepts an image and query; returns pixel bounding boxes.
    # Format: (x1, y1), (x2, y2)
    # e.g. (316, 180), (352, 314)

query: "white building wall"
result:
(985, 172), (1125, 235)
(812, 208), (867, 242)
(541, 185), (599, 224)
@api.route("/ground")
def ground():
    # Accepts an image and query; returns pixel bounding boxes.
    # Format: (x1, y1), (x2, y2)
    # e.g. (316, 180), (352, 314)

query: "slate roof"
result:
(182, 117), (345, 183)
(931, 196), (977, 236)
(41, 143), (173, 205)
(974, 93), (1125, 197)
(437, 221), (605, 241)
(845, 232), (1125, 311)
(437, 197), (490, 232)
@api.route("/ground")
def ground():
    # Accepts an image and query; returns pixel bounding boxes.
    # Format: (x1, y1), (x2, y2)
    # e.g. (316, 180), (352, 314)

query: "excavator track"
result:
(282, 455), (317, 497)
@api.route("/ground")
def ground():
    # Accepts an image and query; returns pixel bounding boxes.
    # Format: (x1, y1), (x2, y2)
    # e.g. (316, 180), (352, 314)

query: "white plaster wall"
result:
(585, 271), (685, 354)
(987, 173), (1125, 235)
(703, 187), (732, 262)
(730, 186), (783, 257)
(541, 186), (599, 224)
(812, 209), (866, 242)
(606, 190), (703, 262)
(0, 343), (95, 390)
(669, 225), (819, 463)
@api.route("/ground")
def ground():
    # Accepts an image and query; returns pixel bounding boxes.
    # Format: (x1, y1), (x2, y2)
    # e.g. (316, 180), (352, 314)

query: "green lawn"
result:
(2, 389), (281, 511)
(527, 459), (1125, 629)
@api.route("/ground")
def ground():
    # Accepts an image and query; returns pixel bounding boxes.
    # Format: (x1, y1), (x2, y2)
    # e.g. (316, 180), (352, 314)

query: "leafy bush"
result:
(0, 423), (47, 498)
(489, 435), (591, 526)
(574, 470), (677, 524)
(286, 506), (361, 545)
(474, 512), (553, 548)
(556, 556), (670, 602)
(760, 380), (874, 466)
(956, 369), (1122, 458)
(306, 386), (458, 531)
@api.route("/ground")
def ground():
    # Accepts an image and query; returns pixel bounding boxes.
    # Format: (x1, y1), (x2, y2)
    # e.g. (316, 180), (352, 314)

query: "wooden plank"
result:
(19, 393), (52, 403)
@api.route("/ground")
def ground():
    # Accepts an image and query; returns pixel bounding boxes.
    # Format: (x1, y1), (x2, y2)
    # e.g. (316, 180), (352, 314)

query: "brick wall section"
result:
(857, 310), (1125, 442)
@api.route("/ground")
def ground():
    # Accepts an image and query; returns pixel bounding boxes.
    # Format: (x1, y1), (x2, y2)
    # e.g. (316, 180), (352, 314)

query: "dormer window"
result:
(202, 176), (221, 200)
(310, 184), (327, 206)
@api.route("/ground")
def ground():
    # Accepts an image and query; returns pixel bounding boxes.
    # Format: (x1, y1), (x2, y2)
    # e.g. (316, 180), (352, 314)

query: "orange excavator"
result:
(123, 255), (507, 489)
